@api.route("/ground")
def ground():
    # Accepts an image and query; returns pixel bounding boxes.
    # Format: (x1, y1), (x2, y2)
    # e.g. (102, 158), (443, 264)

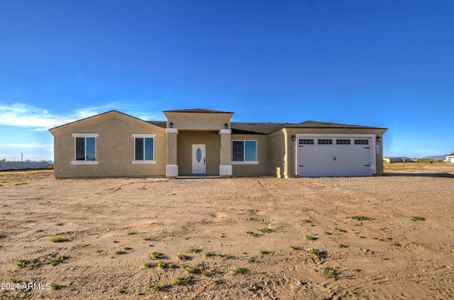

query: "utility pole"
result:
(21, 152), (23, 162)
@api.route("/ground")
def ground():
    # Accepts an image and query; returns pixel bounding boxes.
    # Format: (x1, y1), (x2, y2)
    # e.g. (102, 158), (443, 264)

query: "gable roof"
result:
(163, 108), (233, 114)
(49, 110), (162, 133)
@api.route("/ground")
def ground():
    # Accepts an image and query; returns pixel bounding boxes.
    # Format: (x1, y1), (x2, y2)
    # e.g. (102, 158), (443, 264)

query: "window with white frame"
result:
(232, 140), (257, 162)
(133, 134), (155, 162)
(318, 139), (333, 145)
(354, 139), (369, 145)
(72, 134), (98, 163)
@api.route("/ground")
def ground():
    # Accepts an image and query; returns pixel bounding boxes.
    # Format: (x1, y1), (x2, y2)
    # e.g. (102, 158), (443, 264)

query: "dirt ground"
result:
(1, 165), (453, 299)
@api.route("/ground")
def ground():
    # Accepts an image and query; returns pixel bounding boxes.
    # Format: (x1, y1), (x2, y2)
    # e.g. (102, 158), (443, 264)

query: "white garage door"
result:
(296, 136), (374, 177)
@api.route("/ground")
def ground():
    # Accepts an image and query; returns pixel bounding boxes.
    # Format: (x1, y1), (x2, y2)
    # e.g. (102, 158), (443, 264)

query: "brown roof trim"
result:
(48, 110), (159, 132)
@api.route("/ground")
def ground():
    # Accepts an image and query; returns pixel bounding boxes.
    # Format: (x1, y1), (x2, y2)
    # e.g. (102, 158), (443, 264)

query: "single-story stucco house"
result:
(446, 155), (454, 163)
(49, 109), (387, 178)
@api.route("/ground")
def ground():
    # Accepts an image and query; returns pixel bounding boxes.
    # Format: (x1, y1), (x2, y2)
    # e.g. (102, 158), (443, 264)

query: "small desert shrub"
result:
(349, 216), (375, 221)
(151, 282), (171, 292)
(188, 246), (203, 254)
(305, 235), (318, 241)
(118, 287), (127, 294)
(15, 259), (30, 268)
(124, 247), (133, 251)
(144, 262), (156, 269)
(260, 250), (272, 255)
(303, 219), (312, 224)
(49, 236), (69, 243)
(338, 243), (349, 249)
(176, 254), (192, 261)
(411, 216), (426, 221)
(49, 282), (62, 290)
(323, 267), (339, 280)
(127, 231), (138, 235)
(307, 248), (327, 260)
(143, 236), (156, 241)
(204, 252), (217, 257)
(232, 266), (248, 275)
(335, 228), (348, 233)
(325, 231), (332, 235)
(173, 275), (194, 286)
(47, 255), (69, 266)
(391, 240), (401, 247)
(149, 252), (167, 260)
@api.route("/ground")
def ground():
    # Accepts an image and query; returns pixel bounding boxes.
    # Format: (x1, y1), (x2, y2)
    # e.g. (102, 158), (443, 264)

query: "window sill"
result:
(71, 161), (98, 165)
(231, 161), (259, 165)
(132, 160), (157, 164)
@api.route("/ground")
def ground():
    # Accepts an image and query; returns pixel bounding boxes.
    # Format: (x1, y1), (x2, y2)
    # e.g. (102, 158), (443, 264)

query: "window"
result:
(318, 139), (333, 145)
(72, 134), (98, 164)
(133, 134), (155, 163)
(354, 139), (369, 145)
(299, 139), (314, 145)
(336, 139), (351, 145)
(232, 140), (257, 163)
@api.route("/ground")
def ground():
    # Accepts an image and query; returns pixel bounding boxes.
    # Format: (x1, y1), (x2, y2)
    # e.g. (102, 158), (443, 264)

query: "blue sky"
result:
(0, 0), (453, 160)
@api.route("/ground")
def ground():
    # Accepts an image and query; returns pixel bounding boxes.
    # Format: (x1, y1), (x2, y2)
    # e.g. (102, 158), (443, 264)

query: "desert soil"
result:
(0, 165), (453, 299)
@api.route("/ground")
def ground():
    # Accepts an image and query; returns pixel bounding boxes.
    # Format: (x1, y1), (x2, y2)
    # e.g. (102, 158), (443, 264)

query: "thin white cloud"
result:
(0, 102), (163, 130)
(0, 143), (53, 150)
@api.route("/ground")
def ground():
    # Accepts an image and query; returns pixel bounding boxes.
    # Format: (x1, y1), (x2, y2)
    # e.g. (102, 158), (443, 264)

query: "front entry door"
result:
(192, 144), (206, 174)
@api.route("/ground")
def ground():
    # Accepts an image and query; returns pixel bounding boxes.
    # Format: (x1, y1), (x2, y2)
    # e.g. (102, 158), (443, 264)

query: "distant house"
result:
(384, 157), (413, 163)
(0, 161), (50, 171)
(446, 154), (454, 163)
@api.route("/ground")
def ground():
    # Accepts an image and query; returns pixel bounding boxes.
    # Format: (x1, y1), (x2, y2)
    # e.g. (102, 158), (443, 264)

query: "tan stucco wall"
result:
(268, 130), (286, 177)
(164, 112), (232, 130)
(177, 131), (220, 176)
(231, 134), (271, 176)
(283, 128), (387, 178)
(52, 112), (166, 178)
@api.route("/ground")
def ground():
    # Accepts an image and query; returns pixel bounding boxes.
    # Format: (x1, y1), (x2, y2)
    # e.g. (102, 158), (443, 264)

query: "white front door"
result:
(192, 144), (206, 174)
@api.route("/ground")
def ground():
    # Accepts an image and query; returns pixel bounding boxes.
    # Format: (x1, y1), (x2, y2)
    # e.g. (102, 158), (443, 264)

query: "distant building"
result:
(384, 157), (414, 163)
(446, 155), (454, 163)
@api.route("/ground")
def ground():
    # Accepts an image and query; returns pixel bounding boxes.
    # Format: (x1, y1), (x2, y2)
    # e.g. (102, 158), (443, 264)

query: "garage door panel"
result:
(297, 137), (373, 177)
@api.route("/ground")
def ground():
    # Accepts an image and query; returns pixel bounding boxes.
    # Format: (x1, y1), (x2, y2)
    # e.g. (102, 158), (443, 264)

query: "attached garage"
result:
(296, 134), (376, 177)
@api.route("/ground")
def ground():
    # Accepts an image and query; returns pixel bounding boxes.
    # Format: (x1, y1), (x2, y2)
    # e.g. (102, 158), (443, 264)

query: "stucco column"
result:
(165, 128), (178, 177)
(219, 129), (232, 176)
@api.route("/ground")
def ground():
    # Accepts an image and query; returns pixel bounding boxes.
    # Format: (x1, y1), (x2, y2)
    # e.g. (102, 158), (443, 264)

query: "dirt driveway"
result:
(0, 166), (453, 299)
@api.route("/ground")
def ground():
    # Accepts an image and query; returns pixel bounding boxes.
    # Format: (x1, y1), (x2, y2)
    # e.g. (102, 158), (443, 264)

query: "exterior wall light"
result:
(224, 123), (229, 129)
(376, 136), (381, 142)
(291, 135), (296, 141)
(169, 122), (174, 128)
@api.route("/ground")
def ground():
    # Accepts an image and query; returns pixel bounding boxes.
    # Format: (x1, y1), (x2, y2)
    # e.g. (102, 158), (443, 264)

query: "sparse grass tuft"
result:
(305, 235), (318, 241)
(259, 226), (275, 233)
(246, 231), (263, 238)
(124, 247), (133, 251)
(213, 279), (225, 285)
(118, 287), (127, 294)
(49, 282), (62, 290)
(411, 216), (426, 221)
(218, 253), (235, 259)
(151, 282), (172, 292)
(392, 240), (401, 247)
(303, 219), (312, 224)
(260, 250), (273, 255)
(15, 182), (28, 186)
(114, 250), (128, 255)
(156, 261), (178, 270)
(307, 248), (327, 260)
(149, 252), (167, 260)
(338, 243), (349, 249)
(232, 266), (249, 275)
(325, 231), (332, 235)
(143, 236), (156, 241)
(176, 254), (192, 261)
(47, 255), (69, 266)
(349, 216), (375, 221)
(49, 236), (69, 243)
(144, 262), (156, 269)
(335, 227), (348, 233)
(15, 259), (30, 268)
(183, 263), (208, 275)
(204, 251), (217, 257)
(323, 267), (339, 280)
(188, 246), (203, 254)
(173, 275), (195, 286)
(127, 231), (138, 235)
